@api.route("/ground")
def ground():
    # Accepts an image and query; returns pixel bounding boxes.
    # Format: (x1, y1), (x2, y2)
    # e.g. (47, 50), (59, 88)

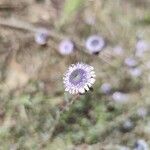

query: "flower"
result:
(134, 139), (149, 150)
(100, 83), (112, 94)
(135, 40), (149, 57)
(129, 67), (142, 77)
(63, 63), (96, 94)
(112, 92), (129, 103)
(34, 28), (49, 45)
(124, 57), (138, 68)
(58, 39), (74, 55)
(85, 35), (105, 54)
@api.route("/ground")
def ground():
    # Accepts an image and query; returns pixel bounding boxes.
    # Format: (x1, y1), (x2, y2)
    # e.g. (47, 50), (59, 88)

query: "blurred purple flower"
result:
(85, 35), (105, 54)
(100, 83), (112, 94)
(129, 67), (142, 77)
(34, 28), (49, 45)
(124, 57), (138, 67)
(135, 40), (149, 57)
(58, 39), (74, 55)
(134, 139), (149, 150)
(63, 62), (96, 94)
(112, 92), (129, 103)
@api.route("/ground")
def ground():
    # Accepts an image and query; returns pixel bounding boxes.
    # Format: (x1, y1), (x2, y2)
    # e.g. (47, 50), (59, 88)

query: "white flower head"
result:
(58, 39), (74, 55)
(63, 62), (96, 94)
(85, 35), (105, 54)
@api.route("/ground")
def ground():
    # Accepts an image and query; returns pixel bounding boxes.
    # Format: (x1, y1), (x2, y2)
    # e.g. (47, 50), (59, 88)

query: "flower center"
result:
(69, 69), (86, 85)
(91, 39), (99, 46)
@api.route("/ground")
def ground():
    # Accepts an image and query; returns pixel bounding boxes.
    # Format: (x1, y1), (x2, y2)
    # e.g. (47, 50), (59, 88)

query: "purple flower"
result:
(100, 83), (112, 94)
(85, 35), (105, 54)
(112, 92), (129, 103)
(34, 28), (49, 45)
(63, 62), (96, 94)
(124, 57), (138, 67)
(135, 40), (149, 57)
(134, 139), (149, 150)
(58, 39), (74, 55)
(129, 67), (142, 77)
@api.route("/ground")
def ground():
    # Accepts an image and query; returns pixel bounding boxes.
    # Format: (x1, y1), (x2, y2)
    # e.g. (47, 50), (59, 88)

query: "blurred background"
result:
(0, 0), (150, 149)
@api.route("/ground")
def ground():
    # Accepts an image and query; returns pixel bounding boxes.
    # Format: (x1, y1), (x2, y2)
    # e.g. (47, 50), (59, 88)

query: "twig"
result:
(0, 4), (23, 10)
(0, 17), (36, 32)
(49, 94), (79, 140)
(0, 17), (66, 38)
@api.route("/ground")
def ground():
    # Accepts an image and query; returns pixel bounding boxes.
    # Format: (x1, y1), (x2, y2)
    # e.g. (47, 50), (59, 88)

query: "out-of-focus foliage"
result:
(0, 0), (150, 149)
(58, 0), (84, 27)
